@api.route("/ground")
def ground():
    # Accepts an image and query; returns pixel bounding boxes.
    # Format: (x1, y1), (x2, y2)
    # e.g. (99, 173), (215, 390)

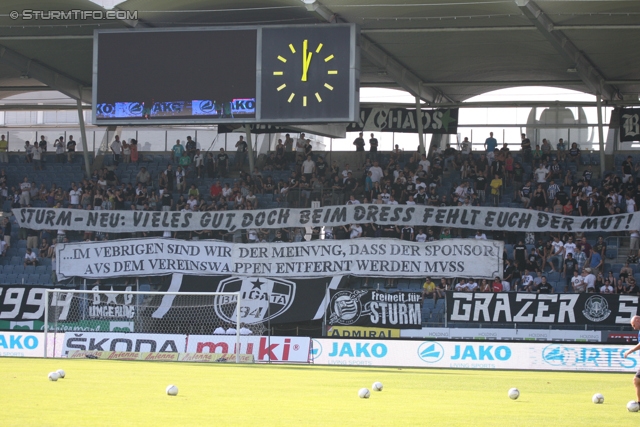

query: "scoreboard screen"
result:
(93, 25), (359, 125)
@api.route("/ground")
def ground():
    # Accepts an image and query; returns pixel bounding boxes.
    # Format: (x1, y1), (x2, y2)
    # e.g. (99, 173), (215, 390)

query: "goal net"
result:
(44, 289), (263, 362)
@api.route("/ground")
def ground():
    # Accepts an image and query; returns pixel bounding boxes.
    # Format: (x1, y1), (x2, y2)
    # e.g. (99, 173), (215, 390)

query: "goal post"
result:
(44, 289), (251, 363)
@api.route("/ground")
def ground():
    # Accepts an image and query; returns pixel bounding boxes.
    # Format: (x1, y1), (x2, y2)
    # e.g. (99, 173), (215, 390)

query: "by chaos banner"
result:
(446, 292), (640, 326)
(619, 108), (640, 142)
(56, 238), (503, 280)
(327, 290), (423, 330)
(16, 206), (639, 234)
(347, 107), (458, 134)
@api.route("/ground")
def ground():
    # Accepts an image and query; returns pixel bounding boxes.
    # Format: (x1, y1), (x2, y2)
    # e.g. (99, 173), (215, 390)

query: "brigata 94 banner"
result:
(15, 206), (639, 233)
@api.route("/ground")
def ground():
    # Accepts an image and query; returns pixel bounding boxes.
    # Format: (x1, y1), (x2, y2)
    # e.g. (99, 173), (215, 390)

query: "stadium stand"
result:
(1, 136), (638, 323)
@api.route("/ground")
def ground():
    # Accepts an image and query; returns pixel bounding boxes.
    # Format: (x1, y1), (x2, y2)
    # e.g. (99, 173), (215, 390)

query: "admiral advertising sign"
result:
(327, 290), (422, 329)
(446, 292), (639, 326)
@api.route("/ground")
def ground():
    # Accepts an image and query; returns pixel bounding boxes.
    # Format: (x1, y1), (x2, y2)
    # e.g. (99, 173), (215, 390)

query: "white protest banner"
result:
(56, 237), (503, 280)
(14, 206), (640, 233)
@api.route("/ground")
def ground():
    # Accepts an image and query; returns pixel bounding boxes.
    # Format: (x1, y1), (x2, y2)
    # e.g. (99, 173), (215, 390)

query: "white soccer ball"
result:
(592, 393), (604, 404)
(508, 388), (520, 400)
(56, 369), (66, 379)
(627, 400), (640, 412)
(372, 382), (383, 392)
(166, 385), (179, 396)
(48, 372), (60, 381)
(358, 388), (370, 399)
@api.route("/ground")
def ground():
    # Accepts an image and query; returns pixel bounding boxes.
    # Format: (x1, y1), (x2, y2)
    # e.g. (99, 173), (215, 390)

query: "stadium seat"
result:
(24, 266), (35, 275)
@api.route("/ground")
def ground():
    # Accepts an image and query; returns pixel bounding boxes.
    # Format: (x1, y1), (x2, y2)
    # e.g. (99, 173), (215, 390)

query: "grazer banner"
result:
(619, 107), (640, 142)
(446, 292), (640, 326)
(16, 206), (640, 234)
(327, 290), (422, 329)
(56, 238), (502, 280)
(347, 107), (458, 134)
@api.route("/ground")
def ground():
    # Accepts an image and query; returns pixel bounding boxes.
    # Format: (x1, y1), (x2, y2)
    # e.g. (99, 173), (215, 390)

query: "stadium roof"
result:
(0, 0), (639, 106)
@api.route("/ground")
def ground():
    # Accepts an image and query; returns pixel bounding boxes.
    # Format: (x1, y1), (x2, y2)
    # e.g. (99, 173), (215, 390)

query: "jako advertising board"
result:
(0, 331), (45, 357)
(311, 339), (640, 373)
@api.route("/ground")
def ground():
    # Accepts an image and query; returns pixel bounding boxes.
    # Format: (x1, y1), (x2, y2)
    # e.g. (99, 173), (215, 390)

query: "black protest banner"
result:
(446, 291), (640, 326)
(16, 206), (640, 234)
(133, 274), (343, 332)
(620, 108), (640, 142)
(347, 107), (458, 134)
(327, 289), (422, 329)
(0, 285), (49, 323)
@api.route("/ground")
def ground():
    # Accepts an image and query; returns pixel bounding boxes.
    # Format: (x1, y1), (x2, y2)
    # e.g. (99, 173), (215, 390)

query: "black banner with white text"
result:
(327, 289), (423, 329)
(347, 107), (458, 134)
(620, 107), (640, 142)
(446, 292), (640, 326)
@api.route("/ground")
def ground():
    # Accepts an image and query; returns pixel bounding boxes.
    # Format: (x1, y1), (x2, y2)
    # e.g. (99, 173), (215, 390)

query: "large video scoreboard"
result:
(93, 24), (359, 125)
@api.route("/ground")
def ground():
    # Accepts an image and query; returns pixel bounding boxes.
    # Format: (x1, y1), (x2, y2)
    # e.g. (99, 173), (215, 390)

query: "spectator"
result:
(111, 136), (122, 165)
(130, 139), (139, 164)
(171, 139), (184, 163)
(490, 173), (502, 206)
(547, 236), (564, 273)
(582, 268), (597, 292)
(66, 136), (76, 163)
(589, 249), (603, 273)
(537, 276), (553, 293)
(235, 136), (247, 171)
(122, 139), (130, 163)
(521, 269), (535, 292)
(492, 277), (503, 292)
(568, 142), (580, 164)
(185, 136), (197, 159)
(136, 167), (151, 186)
(24, 248), (37, 266)
(422, 277), (436, 301)
(0, 134), (6, 163)
(54, 137), (65, 163)
(217, 148), (229, 178)
(369, 133), (379, 158)
(600, 279), (614, 294)
(556, 138), (566, 161)
(175, 166), (186, 193)
(353, 132), (365, 151)
(193, 149), (204, 179)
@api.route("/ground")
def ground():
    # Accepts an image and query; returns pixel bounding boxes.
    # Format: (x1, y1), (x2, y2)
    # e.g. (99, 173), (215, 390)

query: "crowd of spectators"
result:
(2, 131), (639, 295)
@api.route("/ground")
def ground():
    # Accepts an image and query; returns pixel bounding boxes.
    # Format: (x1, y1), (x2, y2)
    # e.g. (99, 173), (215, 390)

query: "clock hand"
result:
(301, 39), (313, 82)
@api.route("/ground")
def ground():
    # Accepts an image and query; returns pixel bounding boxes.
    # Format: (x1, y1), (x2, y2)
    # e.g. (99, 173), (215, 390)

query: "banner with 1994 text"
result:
(14, 206), (640, 233)
(56, 237), (503, 280)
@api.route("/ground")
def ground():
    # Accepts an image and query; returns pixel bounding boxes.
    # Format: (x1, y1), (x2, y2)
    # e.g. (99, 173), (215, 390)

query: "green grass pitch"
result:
(1, 358), (639, 426)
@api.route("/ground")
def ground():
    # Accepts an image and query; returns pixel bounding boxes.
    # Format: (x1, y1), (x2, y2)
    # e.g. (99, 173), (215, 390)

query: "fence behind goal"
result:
(43, 289), (265, 362)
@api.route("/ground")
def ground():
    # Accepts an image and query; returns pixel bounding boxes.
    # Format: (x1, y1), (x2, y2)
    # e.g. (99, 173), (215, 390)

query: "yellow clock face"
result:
(271, 39), (338, 108)
(260, 25), (355, 121)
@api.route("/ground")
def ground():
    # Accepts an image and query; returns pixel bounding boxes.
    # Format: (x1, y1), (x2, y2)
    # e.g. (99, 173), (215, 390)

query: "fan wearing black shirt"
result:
(217, 149), (229, 178)
(316, 157), (327, 178)
(513, 240), (527, 267)
(563, 253), (577, 292)
(537, 277), (553, 294)
(400, 226), (414, 241)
